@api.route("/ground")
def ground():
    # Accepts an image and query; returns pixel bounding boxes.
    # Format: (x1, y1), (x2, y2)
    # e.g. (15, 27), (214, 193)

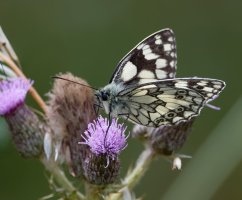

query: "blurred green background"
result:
(0, 0), (242, 199)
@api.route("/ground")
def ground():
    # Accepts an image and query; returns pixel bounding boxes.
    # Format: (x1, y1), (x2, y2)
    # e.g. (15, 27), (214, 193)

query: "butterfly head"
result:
(96, 83), (125, 116)
(96, 87), (112, 114)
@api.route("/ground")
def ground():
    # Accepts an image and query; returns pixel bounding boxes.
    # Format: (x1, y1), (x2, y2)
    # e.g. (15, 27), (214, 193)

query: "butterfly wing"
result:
(110, 29), (177, 85)
(171, 78), (226, 103)
(98, 29), (226, 127)
(116, 78), (225, 127)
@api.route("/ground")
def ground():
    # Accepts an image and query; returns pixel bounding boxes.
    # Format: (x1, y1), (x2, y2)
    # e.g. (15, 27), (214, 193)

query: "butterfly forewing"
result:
(110, 29), (177, 85)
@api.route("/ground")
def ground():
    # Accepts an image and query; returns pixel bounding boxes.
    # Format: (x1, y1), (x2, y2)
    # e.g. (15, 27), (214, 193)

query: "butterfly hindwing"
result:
(110, 29), (177, 86)
(116, 78), (225, 126)
(172, 78), (226, 103)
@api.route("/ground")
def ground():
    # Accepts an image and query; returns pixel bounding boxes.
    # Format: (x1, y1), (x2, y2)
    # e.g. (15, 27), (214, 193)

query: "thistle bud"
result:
(132, 119), (195, 156)
(149, 119), (195, 156)
(47, 73), (96, 176)
(80, 116), (127, 185)
(81, 151), (121, 185)
(132, 120), (195, 170)
(0, 78), (45, 158)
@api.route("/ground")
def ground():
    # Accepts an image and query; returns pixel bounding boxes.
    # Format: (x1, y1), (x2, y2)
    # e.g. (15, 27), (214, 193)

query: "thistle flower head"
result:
(0, 77), (45, 158)
(80, 116), (126, 184)
(81, 116), (127, 159)
(0, 77), (33, 116)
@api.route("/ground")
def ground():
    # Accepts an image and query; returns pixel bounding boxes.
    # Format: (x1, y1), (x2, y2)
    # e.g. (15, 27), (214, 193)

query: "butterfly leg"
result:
(93, 103), (102, 116)
(93, 94), (102, 116)
(117, 113), (130, 123)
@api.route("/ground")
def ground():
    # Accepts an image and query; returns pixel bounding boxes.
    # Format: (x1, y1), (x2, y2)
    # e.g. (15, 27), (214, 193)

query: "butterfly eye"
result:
(101, 91), (109, 101)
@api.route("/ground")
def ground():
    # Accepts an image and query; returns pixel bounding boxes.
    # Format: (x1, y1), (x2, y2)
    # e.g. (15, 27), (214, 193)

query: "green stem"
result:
(123, 147), (155, 190)
(41, 158), (86, 200)
(85, 182), (103, 200)
(108, 147), (155, 200)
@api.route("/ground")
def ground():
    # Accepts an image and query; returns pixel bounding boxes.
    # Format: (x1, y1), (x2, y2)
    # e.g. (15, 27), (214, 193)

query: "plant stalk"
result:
(108, 147), (155, 200)
(41, 158), (86, 200)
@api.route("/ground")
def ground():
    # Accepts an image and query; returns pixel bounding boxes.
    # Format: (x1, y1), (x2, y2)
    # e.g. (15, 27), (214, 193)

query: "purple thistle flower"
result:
(0, 77), (45, 158)
(0, 77), (33, 116)
(81, 116), (128, 159)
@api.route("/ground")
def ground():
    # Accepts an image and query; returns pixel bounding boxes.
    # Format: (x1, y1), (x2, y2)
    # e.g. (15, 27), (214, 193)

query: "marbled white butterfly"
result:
(96, 28), (225, 127)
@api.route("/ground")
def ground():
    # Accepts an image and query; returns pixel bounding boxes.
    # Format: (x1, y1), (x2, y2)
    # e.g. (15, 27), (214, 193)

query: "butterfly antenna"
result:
(205, 103), (221, 111)
(52, 76), (98, 91)
(53, 76), (106, 136)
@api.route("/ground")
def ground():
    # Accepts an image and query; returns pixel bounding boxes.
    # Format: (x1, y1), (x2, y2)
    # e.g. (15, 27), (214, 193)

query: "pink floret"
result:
(81, 116), (128, 159)
(0, 78), (33, 116)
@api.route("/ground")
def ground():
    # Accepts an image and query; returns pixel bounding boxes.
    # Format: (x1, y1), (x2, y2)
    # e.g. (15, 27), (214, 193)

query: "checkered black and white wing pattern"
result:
(117, 78), (225, 127)
(178, 78), (226, 103)
(110, 28), (177, 86)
